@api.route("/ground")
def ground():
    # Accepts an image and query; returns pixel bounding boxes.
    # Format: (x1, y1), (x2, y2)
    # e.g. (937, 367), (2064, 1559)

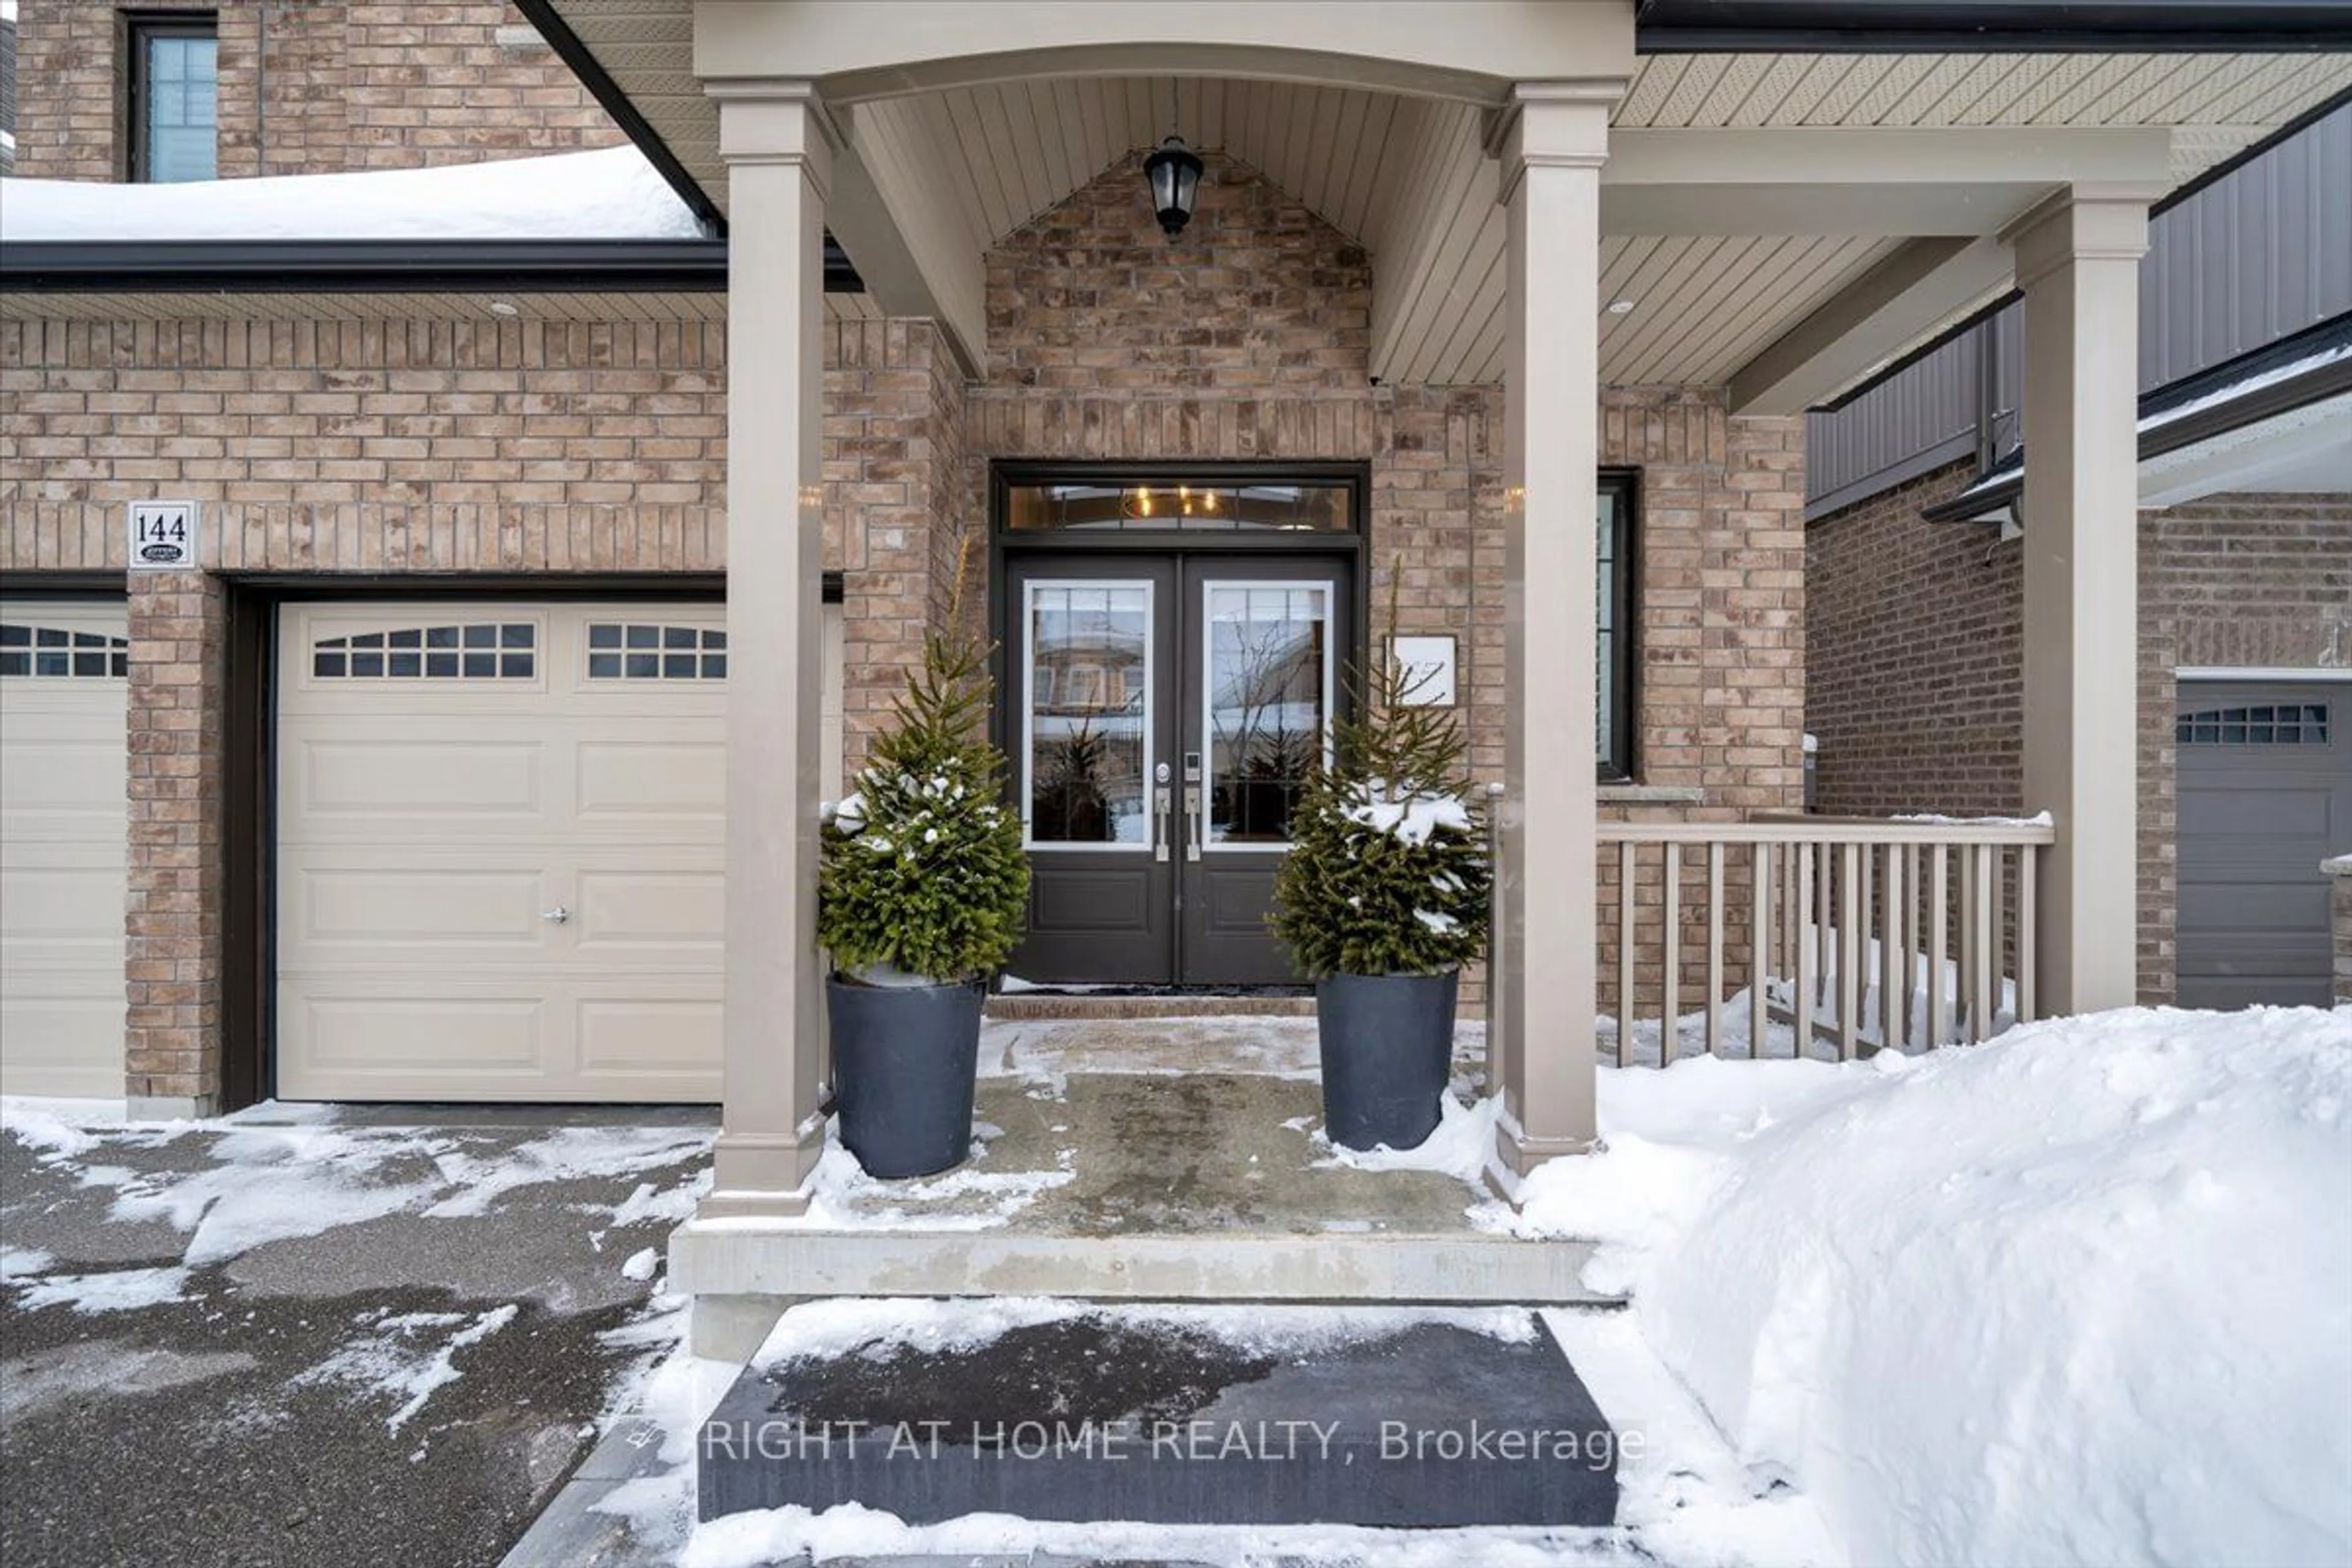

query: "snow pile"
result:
(1311, 1088), (1499, 1186)
(0, 146), (702, 243)
(1509, 1006), (2352, 1568)
(1337, 782), (1473, 846)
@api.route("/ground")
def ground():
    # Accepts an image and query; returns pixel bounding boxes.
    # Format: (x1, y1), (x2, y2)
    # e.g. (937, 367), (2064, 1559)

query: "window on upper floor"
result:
(127, 13), (217, 183)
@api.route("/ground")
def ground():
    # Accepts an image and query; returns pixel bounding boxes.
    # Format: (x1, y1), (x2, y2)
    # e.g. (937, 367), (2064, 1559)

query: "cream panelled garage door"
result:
(0, 600), (130, 1098)
(276, 603), (726, 1101)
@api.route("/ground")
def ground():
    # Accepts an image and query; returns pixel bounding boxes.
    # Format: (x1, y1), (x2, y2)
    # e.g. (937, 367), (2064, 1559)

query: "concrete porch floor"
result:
(673, 1017), (1607, 1355)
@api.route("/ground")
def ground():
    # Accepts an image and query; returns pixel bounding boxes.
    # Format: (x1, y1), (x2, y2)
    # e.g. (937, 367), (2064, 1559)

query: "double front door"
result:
(1005, 552), (1352, 987)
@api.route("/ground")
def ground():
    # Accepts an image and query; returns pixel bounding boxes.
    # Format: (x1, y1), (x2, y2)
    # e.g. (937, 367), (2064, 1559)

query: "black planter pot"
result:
(1315, 970), (1458, 1152)
(826, 974), (984, 1179)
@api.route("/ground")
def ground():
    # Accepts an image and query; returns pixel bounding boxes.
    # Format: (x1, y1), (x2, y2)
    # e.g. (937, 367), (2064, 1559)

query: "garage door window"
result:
(2176, 703), (2329, 746)
(0, 623), (129, 679)
(586, 622), (728, 680)
(311, 624), (535, 680)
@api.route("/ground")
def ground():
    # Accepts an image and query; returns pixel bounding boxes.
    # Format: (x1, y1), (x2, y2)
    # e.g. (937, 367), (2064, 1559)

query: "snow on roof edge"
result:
(0, 146), (703, 244)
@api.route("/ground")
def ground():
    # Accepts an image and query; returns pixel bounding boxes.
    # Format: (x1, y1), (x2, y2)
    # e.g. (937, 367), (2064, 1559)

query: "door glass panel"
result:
(1204, 582), (1331, 848)
(1025, 582), (1152, 848)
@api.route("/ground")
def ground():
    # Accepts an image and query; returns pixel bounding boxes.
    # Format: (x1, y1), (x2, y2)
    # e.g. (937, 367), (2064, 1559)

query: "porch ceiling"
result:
(536, 0), (2350, 394)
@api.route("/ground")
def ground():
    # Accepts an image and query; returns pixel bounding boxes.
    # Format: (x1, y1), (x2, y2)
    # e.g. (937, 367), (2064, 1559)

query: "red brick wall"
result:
(11, 1), (622, 182)
(1807, 466), (2352, 1006)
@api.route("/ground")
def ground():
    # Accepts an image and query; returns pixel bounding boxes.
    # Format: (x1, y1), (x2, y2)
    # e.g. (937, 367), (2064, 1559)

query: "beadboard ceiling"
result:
(540, 1), (2351, 390)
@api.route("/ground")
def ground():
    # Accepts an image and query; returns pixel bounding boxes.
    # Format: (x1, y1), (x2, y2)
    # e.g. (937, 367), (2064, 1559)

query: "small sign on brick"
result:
(128, 500), (202, 570)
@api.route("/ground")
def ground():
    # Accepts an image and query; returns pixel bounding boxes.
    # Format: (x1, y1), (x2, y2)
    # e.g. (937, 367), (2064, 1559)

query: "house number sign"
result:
(128, 500), (202, 570)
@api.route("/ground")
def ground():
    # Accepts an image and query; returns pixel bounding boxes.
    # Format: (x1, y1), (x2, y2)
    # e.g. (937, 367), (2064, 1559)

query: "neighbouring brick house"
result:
(1807, 99), (2352, 1014)
(0, 2), (2344, 1259)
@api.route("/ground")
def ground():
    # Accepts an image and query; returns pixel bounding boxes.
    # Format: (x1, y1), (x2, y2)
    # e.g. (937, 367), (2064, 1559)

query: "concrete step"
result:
(698, 1305), (1618, 1529)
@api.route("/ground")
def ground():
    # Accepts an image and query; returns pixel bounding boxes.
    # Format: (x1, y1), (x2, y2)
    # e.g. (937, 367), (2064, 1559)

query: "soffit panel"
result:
(536, 7), (2349, 388)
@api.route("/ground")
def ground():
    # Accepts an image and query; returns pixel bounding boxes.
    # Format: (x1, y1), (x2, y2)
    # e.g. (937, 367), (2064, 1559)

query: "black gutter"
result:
(0, 238), (728, 293)
(0, 236), (865, 294)
(1919, 311), (2352, 522)
(512, 0), (726, 237)
(1818, 85), (2352, 415)
(1635, 1), (2352, 51)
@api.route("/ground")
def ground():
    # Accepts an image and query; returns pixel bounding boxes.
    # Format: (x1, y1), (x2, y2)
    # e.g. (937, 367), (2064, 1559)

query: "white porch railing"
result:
(1589, 816), (2057, 1066)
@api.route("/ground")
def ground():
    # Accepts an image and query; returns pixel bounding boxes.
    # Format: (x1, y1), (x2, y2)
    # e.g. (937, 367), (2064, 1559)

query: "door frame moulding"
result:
(986, 460), (1371, 988)
(221, 573), (728, 1109)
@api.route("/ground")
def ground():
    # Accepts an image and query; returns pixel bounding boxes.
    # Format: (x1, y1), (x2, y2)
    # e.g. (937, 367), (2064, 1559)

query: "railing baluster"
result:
(1706, 841), (1725, 1058)
(1928, 843), (1950, 1046)
(1882, 842), (1907, 1053)
(1661, 842), (1682, 1064)
(1988, 845), (2007, 1032)
(1839, 841), (1861, 1061)
(1590, 818), (2054, 1068)
(1814, 837), (1833, 1016)
(1969, 843), (1996, 1042)
(1793, 840), (1813, 1057)
(1618, 840), (1637, 1068)
(2017, 845), (2037, 1024)
(1750, 839), (1771, 1059)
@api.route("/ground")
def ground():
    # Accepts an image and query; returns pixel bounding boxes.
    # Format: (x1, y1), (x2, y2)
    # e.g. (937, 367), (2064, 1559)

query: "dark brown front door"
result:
(1005, 551), (1351, 987)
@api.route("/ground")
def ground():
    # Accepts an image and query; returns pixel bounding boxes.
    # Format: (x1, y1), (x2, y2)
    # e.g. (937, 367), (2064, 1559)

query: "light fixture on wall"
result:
(1144, 135), (1203, 238)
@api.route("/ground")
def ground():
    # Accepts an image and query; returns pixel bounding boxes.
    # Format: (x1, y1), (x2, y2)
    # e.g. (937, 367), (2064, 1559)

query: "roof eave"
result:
(0, 236), (866, 294)
(1635, 1), (2352, 52)
(1920, 320), (2352, 524)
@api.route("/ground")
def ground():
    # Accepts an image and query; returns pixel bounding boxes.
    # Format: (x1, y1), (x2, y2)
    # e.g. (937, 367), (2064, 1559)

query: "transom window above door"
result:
(1006, 481), (1352, 533)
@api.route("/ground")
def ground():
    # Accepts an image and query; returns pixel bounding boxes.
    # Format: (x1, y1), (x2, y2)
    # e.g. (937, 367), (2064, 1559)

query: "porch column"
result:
(1492, 80), (1619, 1178)
(704, 81), (835, 1215)
(2001, 187), (2154, 1015)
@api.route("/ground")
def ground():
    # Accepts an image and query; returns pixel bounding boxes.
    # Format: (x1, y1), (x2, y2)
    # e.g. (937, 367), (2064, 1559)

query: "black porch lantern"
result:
(1143, 135), (1203, 238)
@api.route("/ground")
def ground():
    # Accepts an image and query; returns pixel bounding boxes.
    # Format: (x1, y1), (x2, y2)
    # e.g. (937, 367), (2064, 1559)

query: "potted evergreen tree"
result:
(1272, 654), (1490, 1151)
(818, 624), (1028, 1178)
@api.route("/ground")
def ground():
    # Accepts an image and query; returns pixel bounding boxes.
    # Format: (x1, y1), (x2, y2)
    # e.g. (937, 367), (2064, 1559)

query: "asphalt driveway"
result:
(0, 1102), (714, 1568)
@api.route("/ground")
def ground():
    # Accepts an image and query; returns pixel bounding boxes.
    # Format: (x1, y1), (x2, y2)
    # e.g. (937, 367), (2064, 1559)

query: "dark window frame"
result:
(124, 12), (219, 184)
(1599, 469), (1639, 785)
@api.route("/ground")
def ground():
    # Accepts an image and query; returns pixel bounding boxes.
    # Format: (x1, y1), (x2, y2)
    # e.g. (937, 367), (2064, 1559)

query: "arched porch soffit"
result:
(694, 1), (1639, 113)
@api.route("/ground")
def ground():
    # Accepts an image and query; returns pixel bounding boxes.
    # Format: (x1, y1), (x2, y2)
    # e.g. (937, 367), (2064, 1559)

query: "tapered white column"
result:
(704, 81), (835, 1215)
(1493, 81), (1619, 1178)
(2002, 187), (2155, 1015)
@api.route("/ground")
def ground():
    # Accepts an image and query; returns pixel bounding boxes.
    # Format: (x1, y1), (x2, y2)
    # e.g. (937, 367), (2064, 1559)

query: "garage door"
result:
(2176, 679), (2352, 1009)
(276, 603), (725, 1101)
(0, 600), (129, 1098)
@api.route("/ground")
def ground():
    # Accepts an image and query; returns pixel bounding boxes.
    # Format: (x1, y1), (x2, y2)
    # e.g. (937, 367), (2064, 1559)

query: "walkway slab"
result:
(698, 1305), (1618, 1529)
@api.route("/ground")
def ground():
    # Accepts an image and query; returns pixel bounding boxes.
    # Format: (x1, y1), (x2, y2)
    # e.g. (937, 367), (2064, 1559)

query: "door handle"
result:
(1183, 786), (1204, 862)
(541, 905), (570, 925)
(1153, 787), (1172, 863)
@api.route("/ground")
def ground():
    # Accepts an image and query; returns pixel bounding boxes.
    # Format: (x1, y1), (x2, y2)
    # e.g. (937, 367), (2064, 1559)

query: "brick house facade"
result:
(17, 1), (2320, 1116)
(1809, 459), (2352, 1008)
(2, 127), (1807, 1101)
(10, 1), (623, 183)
